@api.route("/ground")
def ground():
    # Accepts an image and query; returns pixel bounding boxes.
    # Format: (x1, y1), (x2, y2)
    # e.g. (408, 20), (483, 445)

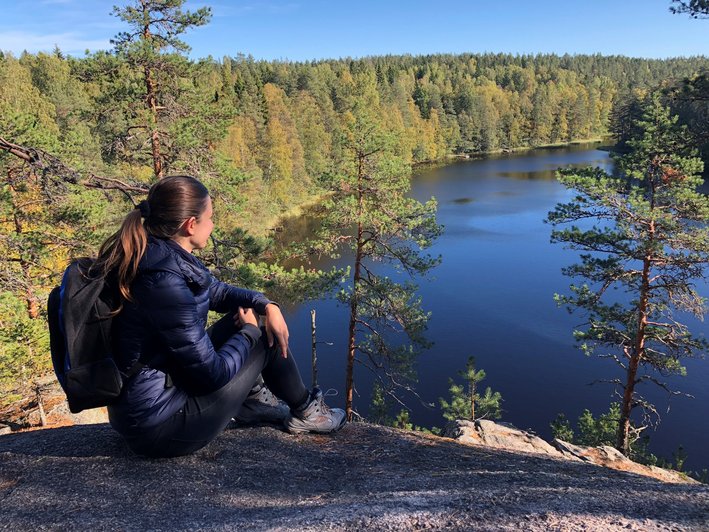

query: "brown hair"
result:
(91, 175), (210, 303)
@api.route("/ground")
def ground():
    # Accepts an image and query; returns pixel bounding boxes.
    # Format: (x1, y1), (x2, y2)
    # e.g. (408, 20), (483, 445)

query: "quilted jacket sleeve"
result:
(208, 275), (272, 315)
(141, 271), (262, 396)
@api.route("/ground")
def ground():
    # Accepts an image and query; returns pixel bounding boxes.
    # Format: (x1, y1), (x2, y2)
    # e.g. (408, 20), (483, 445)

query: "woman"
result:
(94, 175), (345, 458)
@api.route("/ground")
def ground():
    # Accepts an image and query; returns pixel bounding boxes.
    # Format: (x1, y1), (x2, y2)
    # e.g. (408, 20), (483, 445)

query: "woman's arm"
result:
(141, 272), (261, 395)
(208, 275), (290, 358)
(208, 275), (272, 315)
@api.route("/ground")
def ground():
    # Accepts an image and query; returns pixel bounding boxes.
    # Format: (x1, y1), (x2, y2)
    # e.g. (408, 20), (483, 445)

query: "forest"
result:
(3, 47), (709, 231)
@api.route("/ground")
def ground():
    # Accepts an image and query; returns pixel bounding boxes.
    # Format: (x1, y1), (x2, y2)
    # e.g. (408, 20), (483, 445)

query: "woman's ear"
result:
(181, 216), (197, 236)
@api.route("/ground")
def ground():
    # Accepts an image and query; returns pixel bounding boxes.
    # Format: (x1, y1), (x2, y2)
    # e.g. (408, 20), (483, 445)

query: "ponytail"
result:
(92, 207), (147, 303)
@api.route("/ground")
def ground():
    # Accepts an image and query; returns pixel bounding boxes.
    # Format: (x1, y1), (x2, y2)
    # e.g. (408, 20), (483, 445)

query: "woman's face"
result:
(189, 196), (214, 251)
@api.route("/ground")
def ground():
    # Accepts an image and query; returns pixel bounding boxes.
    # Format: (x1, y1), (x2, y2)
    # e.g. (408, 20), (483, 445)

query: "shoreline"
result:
(272, 137), (613, 229)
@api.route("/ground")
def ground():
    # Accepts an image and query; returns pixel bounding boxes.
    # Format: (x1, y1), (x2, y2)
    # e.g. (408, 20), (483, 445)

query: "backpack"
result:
(47, 258), (143, 413)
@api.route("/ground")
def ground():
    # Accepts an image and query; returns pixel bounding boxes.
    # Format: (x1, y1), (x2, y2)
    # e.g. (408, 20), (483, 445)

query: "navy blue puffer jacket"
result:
(107, 236), (271, 435)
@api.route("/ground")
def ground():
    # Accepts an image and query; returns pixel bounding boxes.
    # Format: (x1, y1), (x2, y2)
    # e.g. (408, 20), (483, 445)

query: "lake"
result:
(280, 143), (709, 472)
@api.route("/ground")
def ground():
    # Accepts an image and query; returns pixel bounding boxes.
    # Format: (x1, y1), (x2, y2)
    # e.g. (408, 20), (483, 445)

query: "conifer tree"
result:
(302, 74), (441, 420)
(109, 0), (211, 178)
(548, 95), (709, 455)
(551, 404), (621, 447)
(439, 356), (503, 422)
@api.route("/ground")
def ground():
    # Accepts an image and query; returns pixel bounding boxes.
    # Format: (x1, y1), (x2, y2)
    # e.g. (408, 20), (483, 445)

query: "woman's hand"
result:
(264, 303), (289, 358)
(235, 307), (258, 328)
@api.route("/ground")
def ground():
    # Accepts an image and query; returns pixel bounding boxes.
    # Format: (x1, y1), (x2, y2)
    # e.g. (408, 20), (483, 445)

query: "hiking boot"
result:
(286, 387), (347, 434)
(233, 383), (289, 426)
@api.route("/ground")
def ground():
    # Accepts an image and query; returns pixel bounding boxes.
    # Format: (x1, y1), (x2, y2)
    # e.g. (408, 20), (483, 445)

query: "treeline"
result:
(161, 52), (709, 201)
(3, 50), (709, 225)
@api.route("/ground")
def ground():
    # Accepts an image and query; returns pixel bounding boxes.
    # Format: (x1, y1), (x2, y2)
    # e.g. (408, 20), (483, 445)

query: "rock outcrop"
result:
(0, 422), (707, 530)
(443, 419), (563, 457)
(552, 438), (696, 485)
(443, 419), (695, 485)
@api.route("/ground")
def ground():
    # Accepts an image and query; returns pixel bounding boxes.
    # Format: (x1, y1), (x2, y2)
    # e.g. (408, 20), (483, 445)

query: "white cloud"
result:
(0, 30), (110, 55)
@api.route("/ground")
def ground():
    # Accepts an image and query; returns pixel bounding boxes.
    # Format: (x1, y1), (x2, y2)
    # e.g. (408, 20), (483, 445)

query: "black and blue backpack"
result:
(47, 259), (142, 413)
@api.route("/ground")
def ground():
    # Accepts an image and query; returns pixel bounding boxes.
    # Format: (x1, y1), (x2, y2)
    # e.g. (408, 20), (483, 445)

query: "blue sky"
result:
(0, 0), (707, 61)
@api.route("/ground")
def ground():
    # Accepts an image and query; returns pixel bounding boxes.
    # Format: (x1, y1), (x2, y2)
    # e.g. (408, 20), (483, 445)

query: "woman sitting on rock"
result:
(94, 175), (346, 457)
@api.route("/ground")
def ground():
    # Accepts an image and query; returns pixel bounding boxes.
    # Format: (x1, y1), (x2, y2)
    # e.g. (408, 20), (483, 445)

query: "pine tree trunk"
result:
(618, 349), (641, 455)
(470, 373), (476, 421)
(21, 261), (39, 319)
(144, 65), (163, 180)
(617, 170), (656, 455)
(345, 238), (362, 421)
(345, 151), (366, 421)
(141, 10), (163, 180)
(618, 231), (653, 455)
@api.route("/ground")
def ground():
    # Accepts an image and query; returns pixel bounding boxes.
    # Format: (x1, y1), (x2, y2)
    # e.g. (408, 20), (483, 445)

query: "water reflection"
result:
(497, 170), (557, 180)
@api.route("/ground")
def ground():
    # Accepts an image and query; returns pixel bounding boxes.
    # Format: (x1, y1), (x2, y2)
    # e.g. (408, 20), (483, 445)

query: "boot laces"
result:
(316, 388), (338, 414)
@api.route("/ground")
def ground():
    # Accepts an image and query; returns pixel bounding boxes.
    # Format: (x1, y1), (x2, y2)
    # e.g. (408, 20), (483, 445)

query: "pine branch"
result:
(1, 137), (149, 200)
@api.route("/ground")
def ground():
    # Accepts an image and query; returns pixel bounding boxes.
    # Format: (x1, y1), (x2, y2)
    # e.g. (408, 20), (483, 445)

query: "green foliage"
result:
(240, 263), (346, 306)
(393, 409), (413, 430)
(0, 292), (51, 398)
(548, 95), (709, 453)
(673, 445), (688, 472)
(476, 387), (504, 420)
(103, 0), (214, 177)
(576, 403), (621, 447)
(302, 76), (442, 415)
(369, 382), (389, 424)
(551, 404), (708, 479)
(0, 55), (60, 154)
(369, 382), (440, 434)
(111, 0), (211, 55)
(550, 413), (575, 442)
(552, 403), (639, 448)
(201, 225), (347, 305)
(19, 51), (100, 168)
(440, 356), (503, 422)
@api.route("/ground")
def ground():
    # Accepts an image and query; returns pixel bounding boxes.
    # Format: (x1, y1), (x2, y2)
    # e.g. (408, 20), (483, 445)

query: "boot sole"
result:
(286, 415), (347, 434)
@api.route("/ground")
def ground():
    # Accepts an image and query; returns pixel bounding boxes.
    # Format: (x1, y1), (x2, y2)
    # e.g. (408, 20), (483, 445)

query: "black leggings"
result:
(126, 314), (309, 458)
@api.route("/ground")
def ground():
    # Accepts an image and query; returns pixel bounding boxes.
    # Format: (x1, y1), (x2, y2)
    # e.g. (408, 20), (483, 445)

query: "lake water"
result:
(280, 143), (709, 471)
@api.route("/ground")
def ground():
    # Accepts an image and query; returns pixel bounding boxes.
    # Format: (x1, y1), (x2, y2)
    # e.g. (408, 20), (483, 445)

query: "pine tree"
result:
(550, 404), (621, 447)
(109, 0), (211, 178)
(439, 356), (503, 422)
(302, 74), (441, 420)
(547, 95), (709, 455)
